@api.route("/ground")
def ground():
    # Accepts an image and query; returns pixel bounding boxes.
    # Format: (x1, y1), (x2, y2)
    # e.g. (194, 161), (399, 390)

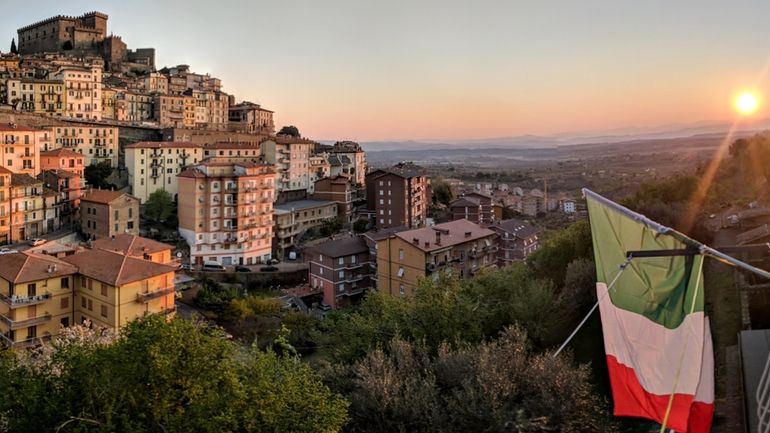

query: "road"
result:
(8, 228), (80, 252)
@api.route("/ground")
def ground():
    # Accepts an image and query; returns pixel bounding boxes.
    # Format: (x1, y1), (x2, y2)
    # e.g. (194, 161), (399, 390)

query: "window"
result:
(339, 270), (344, 278)
(319, 254), (323, 262)
(397, 267), (405, 278)
(399, 249), (404, 260)
(101, 304), (108, 318)
(127, 221), (134, 229)
(88, 299), (93, 311)
(81, 296), (86, 308)
(60, 297), (69, 309)
(27, 283), (36, 296)
(338, 257), (344, 265)
(399, 284), (405, 296)
(352, 255), (356, 264)
(100, 283), (107, 296)
(81, 277), (86, 288)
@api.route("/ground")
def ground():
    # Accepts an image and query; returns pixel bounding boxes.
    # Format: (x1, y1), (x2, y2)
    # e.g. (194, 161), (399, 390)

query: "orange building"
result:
(0, 167), (12, 245)
(40, 148), (85, 177)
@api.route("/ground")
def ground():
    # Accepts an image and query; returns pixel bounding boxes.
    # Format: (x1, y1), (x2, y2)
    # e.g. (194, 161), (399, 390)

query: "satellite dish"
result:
(176, 252), (182, 258)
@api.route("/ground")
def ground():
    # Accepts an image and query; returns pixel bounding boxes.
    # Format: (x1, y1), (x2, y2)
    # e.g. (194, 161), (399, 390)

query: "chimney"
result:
(412, 237), (419, 244)
(465, 231), (472, 238)
(424, 241), (430, 248)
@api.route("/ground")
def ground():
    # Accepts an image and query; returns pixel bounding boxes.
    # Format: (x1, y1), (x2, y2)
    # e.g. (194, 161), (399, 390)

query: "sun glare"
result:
(735, 92), (759, 115)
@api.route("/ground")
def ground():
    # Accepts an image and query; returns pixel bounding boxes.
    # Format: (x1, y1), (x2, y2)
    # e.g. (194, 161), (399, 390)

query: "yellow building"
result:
(62, 249), (176, 329)
(10, 174), (44, 242)
(0, 253), (78, 348)
(91, 233), (175, 265)
(376, 219), (498, 297)
(48, 125), (119, 167)
(0, 124), (45, 176)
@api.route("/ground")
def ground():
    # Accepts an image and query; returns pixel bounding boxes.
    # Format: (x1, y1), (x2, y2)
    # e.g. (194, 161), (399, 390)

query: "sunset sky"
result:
(3, 1), (770, 141)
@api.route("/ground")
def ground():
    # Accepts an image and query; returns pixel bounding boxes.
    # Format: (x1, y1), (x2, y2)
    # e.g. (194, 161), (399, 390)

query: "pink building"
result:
(40, 148), (85, 177)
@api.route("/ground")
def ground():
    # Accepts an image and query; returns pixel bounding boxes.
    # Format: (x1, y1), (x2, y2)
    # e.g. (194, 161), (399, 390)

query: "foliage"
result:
(527, 219), (593, 288)
(0, 316), (349, 433)
(352, 218), (369, 233)
(323, 327), (614, 433)
(10, 38), (17, 54)
(561, 258), (598, 312)
(144, 189), (175, 224)
(431, 178), (453, 206)
(84, 161), (114, 190)
(277, 125), (300, 137)
(193, 279), (238, 315)
(320, 216), (345, 237)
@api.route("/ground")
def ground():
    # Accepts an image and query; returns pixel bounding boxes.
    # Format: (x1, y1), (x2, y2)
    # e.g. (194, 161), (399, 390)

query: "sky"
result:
(3, 1), (770, 141)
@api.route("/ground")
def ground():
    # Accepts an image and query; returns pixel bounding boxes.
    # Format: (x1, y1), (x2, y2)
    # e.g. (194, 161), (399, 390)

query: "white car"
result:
(0, 248), (17, 255)
(29, 238), (45, 246)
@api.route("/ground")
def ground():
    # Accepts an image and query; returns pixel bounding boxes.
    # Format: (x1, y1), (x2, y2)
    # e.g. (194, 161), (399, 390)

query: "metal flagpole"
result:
(552, 256), (631, 358)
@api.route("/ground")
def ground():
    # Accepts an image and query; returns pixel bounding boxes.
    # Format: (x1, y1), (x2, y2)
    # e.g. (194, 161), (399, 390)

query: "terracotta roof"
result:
(0, 124), (40, 132)
(81, 189), (133, 205)
(363, 226), (408, 242)
(177, 167), (206, 178)
(368, 162), (426, 179)
(204, 142), (262, 150)
(491, 218), (539, 240)
(92, 234), (173, 257)
(307, 236), (368, 258)
(124, 141), (202, 149)
(40, 169), (76, 178)
(0, 167), (13, 175)
(11, 174), (42, 186)
(62, 249), (176, 286)
(41, 148), (83, 158)
(0, 252), (78, 284)
(394, 219), (496, 252)
(450, 197), (481, 208)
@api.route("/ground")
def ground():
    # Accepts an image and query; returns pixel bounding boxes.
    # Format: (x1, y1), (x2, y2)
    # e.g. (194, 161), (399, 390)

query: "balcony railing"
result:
(136, 287), (175, 303)
(0, 331), (52, 348)
(0, 292), (51, 308)
(0, 312), (52, 330)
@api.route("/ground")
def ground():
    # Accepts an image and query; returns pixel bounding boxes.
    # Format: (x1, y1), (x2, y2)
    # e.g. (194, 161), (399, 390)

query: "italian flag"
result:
(586, 190), (714, 433)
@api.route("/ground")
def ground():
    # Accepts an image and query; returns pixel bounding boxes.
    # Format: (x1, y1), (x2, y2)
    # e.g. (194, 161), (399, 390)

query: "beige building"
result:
(178, 160), (276, 266)
(80, 189), (140, 240)
(124, 90), (154, 122)
(228, 101), (275, 135)
(124, 141), (204, 203)
(260, 136), (316, 193)
(202, 142), (262, 161)
(142, 72), (168, 94)
(273, 200), (338, 259)
(153, 94), (190, 128)
(0, 124), (44, 176)
(48, 125), (119, 167)
(54, 65), (102, 120)
(376, 219), (498, 297)
(328, 141), (367, 187)
(15, 79), (66, 117)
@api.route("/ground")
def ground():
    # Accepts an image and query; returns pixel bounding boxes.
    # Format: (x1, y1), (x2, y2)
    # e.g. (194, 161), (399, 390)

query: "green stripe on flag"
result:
(587, 196), (704, 329)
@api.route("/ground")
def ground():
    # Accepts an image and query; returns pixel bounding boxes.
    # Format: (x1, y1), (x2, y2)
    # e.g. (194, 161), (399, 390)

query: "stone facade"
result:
(80, 190), (140, 240)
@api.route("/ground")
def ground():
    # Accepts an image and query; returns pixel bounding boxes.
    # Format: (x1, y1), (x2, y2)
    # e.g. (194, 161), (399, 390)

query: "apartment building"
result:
(40, 148), (85, 176)
(49, 125), (118, 167)
(0, 235), (177, 348)
(124, 141), (204, 203)
(177, 160), (276, 266)
(311, 175), (356, 222)
(15, 78), (66, 117)
(488, 218), (539, 266)
(260, 136), (315, 193)
(38, 168), (83, 225)
(0, 252), (78, 348)
(366, 163), (430, 230)
(376, 219), (497, 297)
(41, 189), (61, 233)
(10, 174), (44, 242)
(0, 124), (45, 176)
(202, 142), (261, 161)
(142, 72), (168, 94)
(92, 234), (174, 265)
(189, 89), (229, 131)
(80, 189), (140, 240)
(328, 141), (367, 186)
(449, 192), (502, 225)
(124, 90), (154, 122)
(309, 155), (331, 190)
(53, 65), (102, 120)
(307, 236), (371, 309)
(361, 226), (406, 290)
(153, 94), (190, 128)
(0, 168), (12, 245)
(228, 102), (275, 135)
(273, 200), (338, 259)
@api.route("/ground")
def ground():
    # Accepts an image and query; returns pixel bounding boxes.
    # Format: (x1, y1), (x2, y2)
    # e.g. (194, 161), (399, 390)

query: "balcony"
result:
(136, 287), (175, 303)
(225, 185), (238, 192)
(0, 312), (52, 330)
(150, 160), (162, 168)
(0, 331), (52, 348)
(0, 292), (51, 308)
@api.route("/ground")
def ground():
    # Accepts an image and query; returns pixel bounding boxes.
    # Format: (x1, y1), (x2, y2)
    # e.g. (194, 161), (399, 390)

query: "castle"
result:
(16, 12), (154, 72)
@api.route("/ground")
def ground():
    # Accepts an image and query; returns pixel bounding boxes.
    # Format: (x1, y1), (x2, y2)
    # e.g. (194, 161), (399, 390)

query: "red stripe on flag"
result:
(607, 355), (713, 433)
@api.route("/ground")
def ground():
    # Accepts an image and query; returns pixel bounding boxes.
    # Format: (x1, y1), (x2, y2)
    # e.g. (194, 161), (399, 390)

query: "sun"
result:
(735, 92), (759, 115)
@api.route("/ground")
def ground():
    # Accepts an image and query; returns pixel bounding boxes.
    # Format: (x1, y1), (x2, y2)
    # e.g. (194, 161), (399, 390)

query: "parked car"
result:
(29, 238), (45, 246)
(317, 303), (332, 312)
(234, 265), (251, 272)
(202, 261), (226, 272)
(0, 248), (17, 255)
(260, 265), (279, 272)
(179, 263), (192, 271)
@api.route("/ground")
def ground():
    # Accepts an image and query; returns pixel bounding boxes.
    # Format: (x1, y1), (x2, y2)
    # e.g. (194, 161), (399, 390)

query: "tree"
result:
(324, 327), (614, 433)
(320, 216), (344, 237)
(145, 189), (175, 223)
(277, 125), (300, 137)
(431, 178), (453, 206)
(10, 38), (17, 54)
(0, 316), (349, 433)
(352, 219), (369, 233)
(526, 219), (593, 288)
(84, 160), (113, 189)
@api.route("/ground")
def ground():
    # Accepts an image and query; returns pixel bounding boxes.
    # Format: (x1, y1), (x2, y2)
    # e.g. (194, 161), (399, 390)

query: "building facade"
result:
(178, 161), (276, 266)
(376, 219), (497, 297)
(311, 175), (356, 222)
(273, 200), (338, 259)
(366, 163), (430, 230)
(488, 218), (539, 266)
(49, 124), (118, 167)
(80, 189), (140, 240)
(260, 136), (316, 193)
(0, 124), (45, 176)
(307, 236), (371, 309)
(10, 174), (44, 242)
(124, 141), (204, 203)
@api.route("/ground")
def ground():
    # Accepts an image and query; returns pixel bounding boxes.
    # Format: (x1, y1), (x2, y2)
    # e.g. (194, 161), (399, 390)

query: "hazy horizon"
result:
(4, 1), (770, 141)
